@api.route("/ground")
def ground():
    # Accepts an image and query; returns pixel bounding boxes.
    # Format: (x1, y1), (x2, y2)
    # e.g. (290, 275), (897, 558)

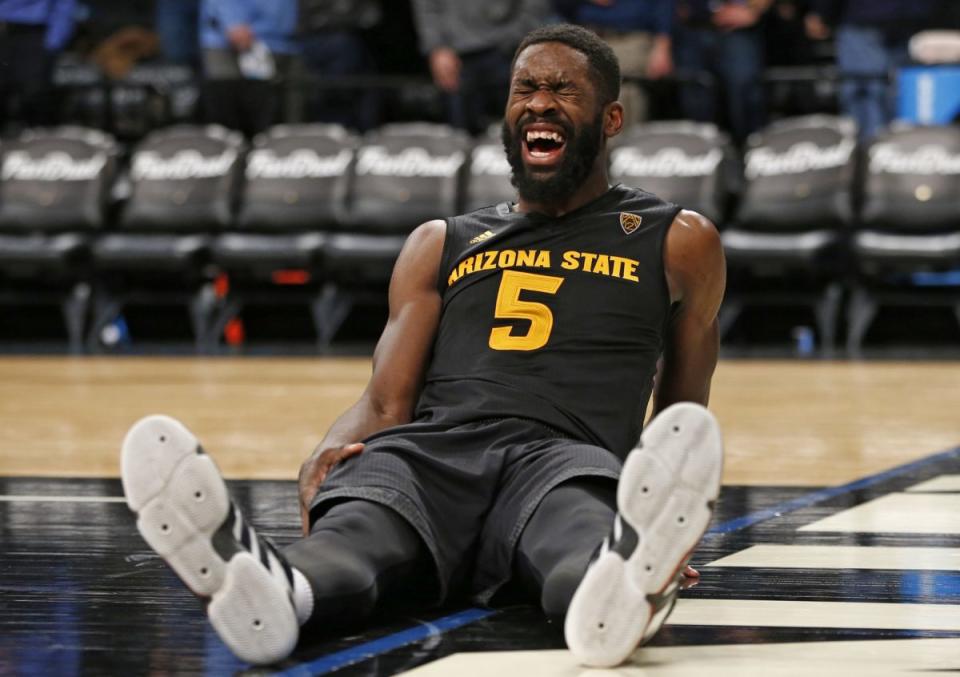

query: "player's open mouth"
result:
(523, 126), (567, 167)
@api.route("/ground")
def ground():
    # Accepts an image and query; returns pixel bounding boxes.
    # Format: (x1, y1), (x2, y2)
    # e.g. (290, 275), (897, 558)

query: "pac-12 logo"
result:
(620, 212), (642, 235)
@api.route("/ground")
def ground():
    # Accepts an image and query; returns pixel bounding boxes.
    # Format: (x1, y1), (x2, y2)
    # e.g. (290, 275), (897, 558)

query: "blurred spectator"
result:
(297, 0), (380, 131)
(200, 0), (299, 137)
(410, 0), (554, 135)
(0, 0), (76, 129)
(908, 4), (960, 65)
(930, 3), (960, 30)
(91, 26), (158, 79)
(155, 0), (199, 67)
(674, 0), (771, 144)
(555, 0), (674, 126)
(807, 0), (936, 140)
(766, 0), (817, 66)
(764, 0), (835, 118)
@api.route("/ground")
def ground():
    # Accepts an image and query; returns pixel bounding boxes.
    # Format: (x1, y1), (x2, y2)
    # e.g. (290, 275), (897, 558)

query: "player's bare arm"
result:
(654, 209), (726, 413)
(297, 220), (445, 533)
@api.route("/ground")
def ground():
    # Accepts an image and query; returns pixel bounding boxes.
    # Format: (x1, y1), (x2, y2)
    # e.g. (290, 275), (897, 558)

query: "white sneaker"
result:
(121, 415), (300, 665)
(564, 402), (723, 667)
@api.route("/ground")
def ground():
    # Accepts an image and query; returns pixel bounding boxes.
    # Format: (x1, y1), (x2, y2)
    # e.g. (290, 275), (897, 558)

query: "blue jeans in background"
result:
(674, 25), (766, 144)
(301, 31), (379, 131)
(155, 0), (200, 67)
(836, 24), (909, 141)
(448, 47), (514, 136)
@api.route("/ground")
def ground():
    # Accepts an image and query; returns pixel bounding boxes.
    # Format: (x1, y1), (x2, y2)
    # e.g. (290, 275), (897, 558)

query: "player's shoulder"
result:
(454, 202), (515, 223)
(664, 208), (724, 275)
(408, 219), (447, 246)
(669, 209), (720, 242)
(405, 203), (515, 271)
(613, 183), (676, 207)
(608, 184), (683, 222)
(444, 202), (517, 242)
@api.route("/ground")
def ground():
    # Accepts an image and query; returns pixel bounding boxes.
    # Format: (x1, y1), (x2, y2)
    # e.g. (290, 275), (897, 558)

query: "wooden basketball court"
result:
(2, 356), (959, 675)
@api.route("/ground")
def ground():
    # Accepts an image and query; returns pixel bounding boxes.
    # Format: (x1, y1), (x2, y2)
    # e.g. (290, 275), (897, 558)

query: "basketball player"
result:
(120, 24), (726, 668)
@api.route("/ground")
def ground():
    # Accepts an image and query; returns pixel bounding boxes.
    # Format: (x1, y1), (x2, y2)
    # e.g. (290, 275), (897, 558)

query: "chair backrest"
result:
(0, 126), (116, 232)
(861, 124), (960, 232)
(122, 124), (243, 231)
(124, 63), (200, 124)
(239, 124), (353, 231)
(609, 121), (731, 224)
(737, 115), (857, 231)
(464, 135), (515, 213)
(346, 123), (470, 233)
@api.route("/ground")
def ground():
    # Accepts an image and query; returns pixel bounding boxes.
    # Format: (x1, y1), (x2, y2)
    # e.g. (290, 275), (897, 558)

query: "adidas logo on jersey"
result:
(469, 230), (495, 244)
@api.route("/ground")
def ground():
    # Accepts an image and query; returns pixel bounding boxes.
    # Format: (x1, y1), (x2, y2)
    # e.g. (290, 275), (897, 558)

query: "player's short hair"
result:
(512, 24), (621, 105)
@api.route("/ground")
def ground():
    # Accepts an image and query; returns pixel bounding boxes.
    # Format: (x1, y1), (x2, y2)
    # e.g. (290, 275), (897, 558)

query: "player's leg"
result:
(120, 415), (428, 666)
(564, 403), (723, 667)
(121, 416), (301, 664)
(514, 477), (617, 623)
(283, 498), (430, 626)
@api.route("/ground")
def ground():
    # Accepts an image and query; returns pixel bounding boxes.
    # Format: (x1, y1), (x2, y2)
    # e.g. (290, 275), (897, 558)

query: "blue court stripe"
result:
(707, 444), (960, 535)
(274, 607), (496, 677)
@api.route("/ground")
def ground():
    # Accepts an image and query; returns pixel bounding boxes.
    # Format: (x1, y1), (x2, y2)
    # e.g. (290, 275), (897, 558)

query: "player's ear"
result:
(603, 101), (624, 139)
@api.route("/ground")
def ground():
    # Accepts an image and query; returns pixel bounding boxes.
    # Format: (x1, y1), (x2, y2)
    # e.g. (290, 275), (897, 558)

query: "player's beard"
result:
(501, 110), (604, 205)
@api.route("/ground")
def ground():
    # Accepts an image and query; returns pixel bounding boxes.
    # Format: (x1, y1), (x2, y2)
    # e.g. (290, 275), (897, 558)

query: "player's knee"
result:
(325, 552), (378, 597)
(316, 555), (381, 620)
(286, 546), (380, 620)
(540, 557), (587, 623)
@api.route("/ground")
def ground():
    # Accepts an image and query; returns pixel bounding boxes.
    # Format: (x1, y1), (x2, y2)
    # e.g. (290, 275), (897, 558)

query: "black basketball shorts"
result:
(308, 417), (622, 604)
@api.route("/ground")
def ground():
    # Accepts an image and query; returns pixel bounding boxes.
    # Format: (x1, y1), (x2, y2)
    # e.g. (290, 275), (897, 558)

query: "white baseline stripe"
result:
(707, 545), (960, 571)
(667, 598), (960, 631)
(397, 639), (960, 676)
(798, 493), (960, 534)
(0, 495), (127, 503)
(907, 475), (960, 493)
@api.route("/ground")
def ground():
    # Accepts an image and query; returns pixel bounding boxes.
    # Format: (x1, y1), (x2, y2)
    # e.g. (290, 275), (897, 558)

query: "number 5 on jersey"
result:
(489, 270), (564, 351)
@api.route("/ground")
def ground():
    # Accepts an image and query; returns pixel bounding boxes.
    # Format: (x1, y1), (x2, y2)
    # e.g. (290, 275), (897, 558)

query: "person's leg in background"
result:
(0, 24), (55, 131)
(202, 49), (290, 138)
(603, 32), (654, 128)
(883, 34), (911, 131)
(836, 24), (889, 141)
(201, 49), (244, 132)
(300, 30), (379, 131)
(243, 53), (296, 136)
(718, 27), (766, 144)
(155, 0), (200, 67)
(674, 26), (720, 127)
(456, 47), (513, 135)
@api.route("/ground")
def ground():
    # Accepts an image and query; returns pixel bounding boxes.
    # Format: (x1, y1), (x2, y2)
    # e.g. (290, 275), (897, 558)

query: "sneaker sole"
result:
(564, 403), (723, 667)
(121, 415), (298, 665)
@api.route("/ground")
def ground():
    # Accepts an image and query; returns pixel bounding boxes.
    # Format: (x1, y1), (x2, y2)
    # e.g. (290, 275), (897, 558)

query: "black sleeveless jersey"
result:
(414, 184), (682, 459)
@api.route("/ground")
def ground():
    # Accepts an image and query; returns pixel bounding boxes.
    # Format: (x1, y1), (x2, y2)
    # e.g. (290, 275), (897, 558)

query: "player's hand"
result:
(683, 564), (699, 578)
(227, 24), (255, 52)
(298, 442), (365, 535)
(429, 47), (462, 93)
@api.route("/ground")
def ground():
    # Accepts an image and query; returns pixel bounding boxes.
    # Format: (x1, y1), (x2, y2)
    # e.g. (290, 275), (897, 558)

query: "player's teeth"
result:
(525, 131), (565, 143)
